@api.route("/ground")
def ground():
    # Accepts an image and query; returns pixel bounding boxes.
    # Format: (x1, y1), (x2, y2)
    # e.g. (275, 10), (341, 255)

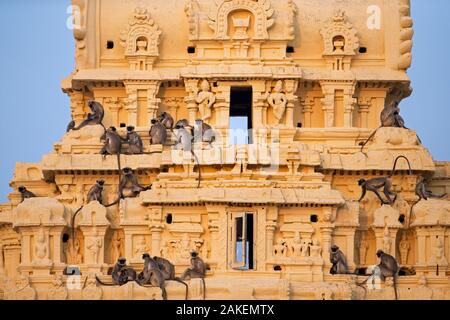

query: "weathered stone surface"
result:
(0, 0), (449, 300)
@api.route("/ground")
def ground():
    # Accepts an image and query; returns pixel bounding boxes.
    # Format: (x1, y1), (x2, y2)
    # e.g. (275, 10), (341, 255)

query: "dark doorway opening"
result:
(229, 87), (253, 144)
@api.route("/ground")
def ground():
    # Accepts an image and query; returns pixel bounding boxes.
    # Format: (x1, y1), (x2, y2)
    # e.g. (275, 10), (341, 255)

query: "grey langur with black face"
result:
(181, 251), (207, 299)
(358, 156), (412, 206)
(149, 119), (168, 145)
(158, 112), (175, 130)
(68, 100), (105, 131)
(136, 253), (167, 300)
(96, 258), (136, 286)
(153, 256), (188, 300)
(18, 186), (36, 203)
(86, 180), (105, 204)
(125, 126), (144, 155)
(376, 250), (399, 300)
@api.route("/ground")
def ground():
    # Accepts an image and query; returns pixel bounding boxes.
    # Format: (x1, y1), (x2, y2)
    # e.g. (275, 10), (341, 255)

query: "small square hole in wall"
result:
(286, 46), (295, 53)
(107, 41), (115, 49)
(120, 123), (127, 128)
(187, 46), (196, 54)
(310, 215), (318, 223)
(166, 214), (173, 224)
(359, 47), (367, 54)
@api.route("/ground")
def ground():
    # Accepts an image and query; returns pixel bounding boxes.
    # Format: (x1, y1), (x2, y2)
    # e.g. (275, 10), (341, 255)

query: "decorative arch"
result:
(208, 0), (274, 40)
(320, 10), (359, 56)
(120, 7), (162, 57)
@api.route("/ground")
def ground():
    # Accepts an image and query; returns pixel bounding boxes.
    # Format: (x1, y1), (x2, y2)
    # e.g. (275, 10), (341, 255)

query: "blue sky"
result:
(0, 0), (448, 202)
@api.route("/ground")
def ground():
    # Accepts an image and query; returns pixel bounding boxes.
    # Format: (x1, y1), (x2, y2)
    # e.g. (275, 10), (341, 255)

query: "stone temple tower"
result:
(0, 0), (449, 300)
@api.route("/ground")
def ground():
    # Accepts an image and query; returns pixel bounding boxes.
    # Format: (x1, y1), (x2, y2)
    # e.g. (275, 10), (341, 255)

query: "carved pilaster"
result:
(104, 97), (121, 127)
(301, 96), (315, 128)
(357, 97), (372, 128)
(284, 80), (299, 128)
(147, 81), (162, 120)
(343, 83), (357, 128)
(124, 86), (138, 127)
(184, 79), (200, 126)
(69, 91), (86, 125)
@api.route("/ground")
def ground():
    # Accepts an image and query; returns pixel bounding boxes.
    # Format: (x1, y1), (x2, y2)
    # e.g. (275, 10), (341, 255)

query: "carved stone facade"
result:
(1, 0), (449, 300)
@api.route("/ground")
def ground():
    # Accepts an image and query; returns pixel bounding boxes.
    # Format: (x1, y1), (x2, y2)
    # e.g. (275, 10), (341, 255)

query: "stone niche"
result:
(14, 198), (70, 275)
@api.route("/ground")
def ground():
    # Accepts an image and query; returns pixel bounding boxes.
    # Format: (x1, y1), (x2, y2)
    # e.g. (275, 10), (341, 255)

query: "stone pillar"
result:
(215, 85), (231, 128)
(150, 224), (164, 257)
(265, 221), (277, 260)
(206, 208), (220, 266)
(343, 96), (356, 128)
(321, 91), (335, 128)
(105, 97), (121, 127)
(301, 97), (314, 128)
(147, 81), (161, 120)
(20, 233), (32, 266)
(339, 227), (356, 270)
(415, 227), (428, 274)
(343, 83), (357, 128)
(124, 232), (133, 261)
(357, 97), (371, 128)
(284, 80), (299, 128)
(184, 79), (200, 126)
(124, 86), (138, 127)
(3, 243), (21, 278)
(69, 91), (86, 126)
(320, 224), (334, 269)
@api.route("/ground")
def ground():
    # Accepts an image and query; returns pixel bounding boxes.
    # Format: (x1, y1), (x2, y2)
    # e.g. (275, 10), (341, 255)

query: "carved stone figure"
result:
(65, 237), (83, 265)
(87, 235), (103, 264)
(267, 80), (288, 125)
(383, 227), (392, 254)
(133, 235), (149, 259)
(14, 275), (36, 300)
(48, 275), (68, 300)
(433, 237), (448, 266)
(310, 239), (322, 258)
(273, 239), (287, 258)
(358, 235), (369, 265)
(300, 239), (310, 257)
(33, 228), (51, 265)
(399, 233), (410, 265)
(111, 231), (124, 263)
(195, 80), (216, 122)
(56, 184), (75, 204)
(290, 233), (302, 257)
(82, 274), (102, 300)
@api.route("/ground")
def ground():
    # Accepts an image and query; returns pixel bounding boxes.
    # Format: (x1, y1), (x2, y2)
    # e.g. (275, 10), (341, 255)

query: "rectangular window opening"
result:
(231, 213), (254, 270)
(229, 87), (253, 145)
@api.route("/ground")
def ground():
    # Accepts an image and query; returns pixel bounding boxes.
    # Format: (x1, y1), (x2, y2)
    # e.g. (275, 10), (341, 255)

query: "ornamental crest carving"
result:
(320, 10), (359, 57)
(120, 7), (162, 57)
(208, 0), (275, 40)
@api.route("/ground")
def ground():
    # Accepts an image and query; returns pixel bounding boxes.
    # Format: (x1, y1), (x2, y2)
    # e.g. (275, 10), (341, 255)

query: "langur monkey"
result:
(136, 253), (167, 300)
(96, 258), (136, 286)
(67, 100), (105, 131)
(125, 126), (144, 155)
(153, 256), (188, 300)
(181, 250), (207, 300)
(18, 186), (36, 203)
(358, 156), (412, 206)
(149, 119), (168, 145)
(376, 250), (399, 300)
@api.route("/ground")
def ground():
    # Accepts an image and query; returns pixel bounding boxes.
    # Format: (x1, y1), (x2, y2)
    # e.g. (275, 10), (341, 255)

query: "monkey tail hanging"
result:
(389, 155), (412, 177)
